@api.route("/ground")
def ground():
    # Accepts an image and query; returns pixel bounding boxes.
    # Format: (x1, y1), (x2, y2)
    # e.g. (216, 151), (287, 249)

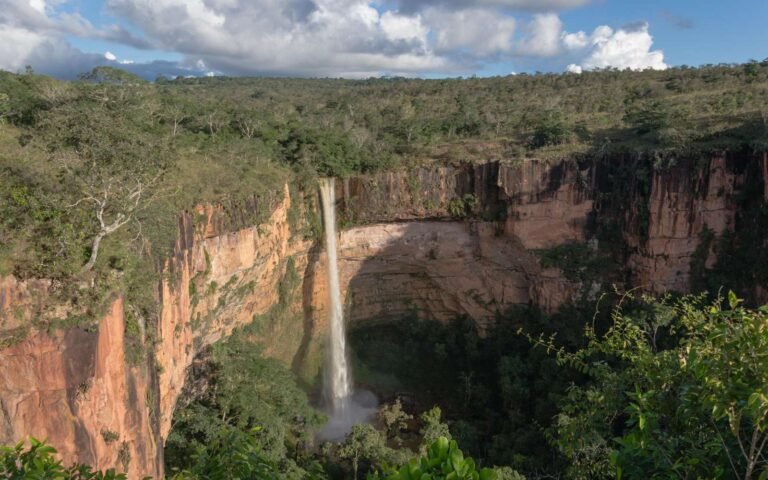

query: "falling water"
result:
(319, 178), (352, 417)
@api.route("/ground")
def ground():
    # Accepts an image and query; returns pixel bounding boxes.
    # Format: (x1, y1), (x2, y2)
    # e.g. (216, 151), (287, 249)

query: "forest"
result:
(1, 61), (768, 479)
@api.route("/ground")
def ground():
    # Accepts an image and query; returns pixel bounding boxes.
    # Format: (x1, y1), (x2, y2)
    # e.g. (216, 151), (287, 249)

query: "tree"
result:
(165, 331), (322, 474)
(624, 99), (669, 136)
(1, 437), (126, 479)
(169, 427), (279, 480)
(70, 169), (162, 271)
(379, 399), (413, 443)
(78, 66), (146, 86)
(550, 293), (768, 480)
(369, 437), (497, 480)
(0, 92), (9, 123)
(419, 407), (451, 454)
(337, 424), (390, 480)
(46, 103), (171, 271)
(529, 110), (571, 148)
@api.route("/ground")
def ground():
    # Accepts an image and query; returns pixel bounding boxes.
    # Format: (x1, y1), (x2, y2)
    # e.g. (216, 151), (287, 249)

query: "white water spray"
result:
(319, 178), (353, 416)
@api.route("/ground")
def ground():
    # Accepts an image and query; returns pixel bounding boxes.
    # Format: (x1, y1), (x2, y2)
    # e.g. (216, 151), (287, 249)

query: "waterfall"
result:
(319, 178), (352, 417)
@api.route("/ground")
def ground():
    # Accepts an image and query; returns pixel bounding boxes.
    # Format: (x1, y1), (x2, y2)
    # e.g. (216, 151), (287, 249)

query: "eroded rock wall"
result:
(624, 155), (765, 294)
(155, 185), (323, 443)
(308, 221), (579, 332)
(1, 154), (766, 478)
(0, 186), (325, 478)
(0, 298), (159, 479)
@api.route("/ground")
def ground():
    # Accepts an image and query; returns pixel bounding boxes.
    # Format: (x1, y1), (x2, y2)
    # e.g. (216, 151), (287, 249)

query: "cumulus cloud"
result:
(396, 0), (591, 14)
(563, 22), (667, 72)
(0, 25), (47, 73)
(517, 13), (563, 56)
(101, 0), (453, 76)
(425, 7), (516, 56)
(0, 0), (668, 78)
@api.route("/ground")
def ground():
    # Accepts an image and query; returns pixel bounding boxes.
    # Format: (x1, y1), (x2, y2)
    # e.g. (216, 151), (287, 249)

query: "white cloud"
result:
(517, 13), (563, 56)
(0, 0), (667, 79)
(565, 63), (582, 73)
(396, 0), (591, 13)
(28, 0), (46, 13)
(103, 0), (449, 76)
(425, 7), (516, 56)
(0, 25), (46, 72)
(380, 11), (427, 44)
(564, 22), (667, 72)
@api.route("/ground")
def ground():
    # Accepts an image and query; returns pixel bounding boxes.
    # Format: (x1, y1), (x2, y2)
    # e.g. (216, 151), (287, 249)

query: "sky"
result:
(0, 0), (766, 80)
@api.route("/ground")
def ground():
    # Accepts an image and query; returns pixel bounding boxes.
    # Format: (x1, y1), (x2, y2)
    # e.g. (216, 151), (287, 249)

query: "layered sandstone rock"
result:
(627, 157), (742, 293)
(0, 298), (159, 479)
(155, 185), (323, 442)
(308, 221), (576, 332)
(1, 155), (764, 478)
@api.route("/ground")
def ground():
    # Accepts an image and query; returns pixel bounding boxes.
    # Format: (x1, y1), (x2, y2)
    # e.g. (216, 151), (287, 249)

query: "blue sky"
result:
(561, 0), (768, 67)
(1, 0), (765, 79)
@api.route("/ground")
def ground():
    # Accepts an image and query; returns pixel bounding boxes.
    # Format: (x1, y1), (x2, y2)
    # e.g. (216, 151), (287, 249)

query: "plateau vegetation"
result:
(2, 62), (768, 479)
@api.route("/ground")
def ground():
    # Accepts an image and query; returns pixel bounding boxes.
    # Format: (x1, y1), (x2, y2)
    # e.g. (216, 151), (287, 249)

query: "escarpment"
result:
(1, 153), (767, 476)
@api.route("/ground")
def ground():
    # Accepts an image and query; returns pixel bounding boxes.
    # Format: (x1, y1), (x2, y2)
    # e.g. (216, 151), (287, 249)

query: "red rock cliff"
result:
(1, 154), (766, 477)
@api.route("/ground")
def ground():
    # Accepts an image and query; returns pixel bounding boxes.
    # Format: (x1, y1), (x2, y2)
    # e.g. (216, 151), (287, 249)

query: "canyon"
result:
(0, 153), (766, 477)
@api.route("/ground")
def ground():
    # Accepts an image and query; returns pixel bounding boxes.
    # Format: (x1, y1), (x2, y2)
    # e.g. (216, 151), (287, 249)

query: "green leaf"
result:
(728, 291), (741, 309)
(479, 468), (497, 480)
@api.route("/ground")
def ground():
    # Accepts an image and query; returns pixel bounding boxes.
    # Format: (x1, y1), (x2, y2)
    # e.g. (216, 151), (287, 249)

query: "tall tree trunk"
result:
(82, 231), (105, 271)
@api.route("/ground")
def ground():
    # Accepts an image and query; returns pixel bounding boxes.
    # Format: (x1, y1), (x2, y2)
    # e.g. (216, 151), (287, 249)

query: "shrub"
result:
(369, 436), (497, 480)
(529, 111), (571, 148)
(0, 437), (126, 479)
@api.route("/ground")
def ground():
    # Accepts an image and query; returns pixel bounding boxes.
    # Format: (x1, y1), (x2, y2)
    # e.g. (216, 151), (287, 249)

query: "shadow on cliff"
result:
(291, 241), (324, 391)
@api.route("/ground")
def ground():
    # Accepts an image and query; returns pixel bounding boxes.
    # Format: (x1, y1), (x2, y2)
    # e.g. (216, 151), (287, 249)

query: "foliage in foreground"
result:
(0, 438), (126, 480)
(12, 294), (768, 479)
(164, 328), (323, 478)
(550, 293), (768, 480)
(168, 427), (280, 480)
(349, 307), (592, 475)
(369, 437), (498, 480)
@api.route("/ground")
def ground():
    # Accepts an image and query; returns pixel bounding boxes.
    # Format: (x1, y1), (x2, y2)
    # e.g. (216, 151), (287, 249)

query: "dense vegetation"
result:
(8, 294), (768, 479)
(2, 63), (768, 478)
(1, 438), (126, 479)
(352, 293), (768, 479)
(2, 63), (768, 343)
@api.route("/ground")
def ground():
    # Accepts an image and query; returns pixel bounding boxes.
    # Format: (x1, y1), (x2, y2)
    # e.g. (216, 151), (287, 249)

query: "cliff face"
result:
(0, 154), (766, 477)
(338, 159), (594, 251)
(625, 156), (763, 294)
(155, 186), (322, 440)
(0, 298), (159, 479)
(0, 186), (324, 478)
(308, 221), (577, 332)
(323, 159), (594, 327)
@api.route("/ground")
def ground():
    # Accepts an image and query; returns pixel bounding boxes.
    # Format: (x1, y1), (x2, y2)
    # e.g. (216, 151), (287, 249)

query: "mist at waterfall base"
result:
(317, 178), (377, 441)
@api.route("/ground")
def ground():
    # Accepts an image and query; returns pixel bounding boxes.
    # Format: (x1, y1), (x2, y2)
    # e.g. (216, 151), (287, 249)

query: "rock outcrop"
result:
(0, 298), (159, 479)
(1, 154), (766, 477)
(155, 186), (323, 440)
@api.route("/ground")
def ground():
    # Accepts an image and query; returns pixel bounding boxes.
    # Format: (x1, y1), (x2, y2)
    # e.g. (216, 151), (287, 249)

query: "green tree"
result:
(165, 330), (322, 477)
(169, 427), (278, 480)
(37, 92), (172, 271)
(624, 99), (669, 136)
(551, 293), (768, 480)
(419, 407), (451, 454)
(78, 67), (147, 85)
(337, 424), (390, 480)
(370, 437), (497, 480)
(529, 110), (571, 148)
(379, 399), (413, 443)
(0, 437), (126, 479)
